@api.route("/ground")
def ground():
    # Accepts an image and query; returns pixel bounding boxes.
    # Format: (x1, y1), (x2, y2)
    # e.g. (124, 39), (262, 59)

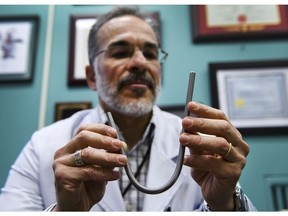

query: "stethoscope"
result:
(106, 72), (196, 194)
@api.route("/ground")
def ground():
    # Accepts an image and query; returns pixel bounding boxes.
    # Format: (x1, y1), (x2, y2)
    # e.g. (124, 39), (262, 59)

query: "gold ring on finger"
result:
(224, 143), (232, 157)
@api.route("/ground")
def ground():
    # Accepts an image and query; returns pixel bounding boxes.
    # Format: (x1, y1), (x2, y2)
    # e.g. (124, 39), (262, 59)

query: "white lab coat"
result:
(0, 106), (255, 211)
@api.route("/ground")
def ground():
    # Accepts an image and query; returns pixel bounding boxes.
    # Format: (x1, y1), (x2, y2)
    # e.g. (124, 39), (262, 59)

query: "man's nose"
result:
(127, 49), (147, 69)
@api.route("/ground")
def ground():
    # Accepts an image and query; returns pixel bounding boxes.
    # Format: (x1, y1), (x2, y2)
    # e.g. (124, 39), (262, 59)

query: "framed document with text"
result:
(191, 5), (288, 43)
(209, 60), (288, 135)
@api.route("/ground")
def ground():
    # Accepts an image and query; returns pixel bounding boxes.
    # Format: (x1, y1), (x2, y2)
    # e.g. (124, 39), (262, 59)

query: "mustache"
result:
(118, 72), (155, 91)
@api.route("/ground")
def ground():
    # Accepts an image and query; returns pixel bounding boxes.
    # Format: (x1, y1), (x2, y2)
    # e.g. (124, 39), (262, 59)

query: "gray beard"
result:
(96, 74), (160, 117)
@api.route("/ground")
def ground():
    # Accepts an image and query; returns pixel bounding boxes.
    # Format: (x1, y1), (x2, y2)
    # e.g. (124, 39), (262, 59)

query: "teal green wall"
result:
(0, 4), (48, 196)
(1, 5), (288, 211)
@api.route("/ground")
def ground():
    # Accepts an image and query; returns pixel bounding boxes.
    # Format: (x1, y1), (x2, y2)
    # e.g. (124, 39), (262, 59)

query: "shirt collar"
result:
(97, 105), (156, 152)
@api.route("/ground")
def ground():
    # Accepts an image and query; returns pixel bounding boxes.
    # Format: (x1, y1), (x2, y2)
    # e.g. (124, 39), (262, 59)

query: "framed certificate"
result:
(209, 60), (288, 135)
(191, 5), (288, 43)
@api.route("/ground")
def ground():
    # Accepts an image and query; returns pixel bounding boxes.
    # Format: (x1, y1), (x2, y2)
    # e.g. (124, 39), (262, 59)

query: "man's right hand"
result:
(52, 124), (127, 211)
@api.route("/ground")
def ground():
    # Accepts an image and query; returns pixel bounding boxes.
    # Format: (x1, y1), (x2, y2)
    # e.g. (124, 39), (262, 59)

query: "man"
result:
(0, 6), (256, 211)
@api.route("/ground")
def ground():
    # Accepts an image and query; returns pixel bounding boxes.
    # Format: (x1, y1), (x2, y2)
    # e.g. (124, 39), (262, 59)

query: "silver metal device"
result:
(106, 71), (196, 194)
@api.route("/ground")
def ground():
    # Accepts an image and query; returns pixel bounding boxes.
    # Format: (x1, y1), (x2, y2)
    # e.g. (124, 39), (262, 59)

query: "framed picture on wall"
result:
(67, 12), (161, 87)
(191, 5), (288, 43)
(0, 16), (38, 82)
(68, 15), (97, 86)
(54, 102), (92, 122)
(209, 59), (288, 135)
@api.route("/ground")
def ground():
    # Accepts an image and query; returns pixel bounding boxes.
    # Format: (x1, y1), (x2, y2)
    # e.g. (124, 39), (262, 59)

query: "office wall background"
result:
(0, 5), (288, 211)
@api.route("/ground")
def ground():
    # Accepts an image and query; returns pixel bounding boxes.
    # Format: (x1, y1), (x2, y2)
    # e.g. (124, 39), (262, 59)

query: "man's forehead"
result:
(97, 15), (157, 45)
(105, 15), (149, 28)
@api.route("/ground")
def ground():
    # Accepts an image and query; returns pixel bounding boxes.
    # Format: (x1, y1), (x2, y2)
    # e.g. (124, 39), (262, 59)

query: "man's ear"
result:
(85, 65), (97, 90)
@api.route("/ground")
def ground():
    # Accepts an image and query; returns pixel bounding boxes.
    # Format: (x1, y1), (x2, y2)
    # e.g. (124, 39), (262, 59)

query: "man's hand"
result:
(180, 102), (249, 211)
(52, 124), (127, 211)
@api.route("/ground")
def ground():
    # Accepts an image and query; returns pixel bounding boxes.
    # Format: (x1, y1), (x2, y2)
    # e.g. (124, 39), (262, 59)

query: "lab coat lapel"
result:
(142, 143), (187, 211)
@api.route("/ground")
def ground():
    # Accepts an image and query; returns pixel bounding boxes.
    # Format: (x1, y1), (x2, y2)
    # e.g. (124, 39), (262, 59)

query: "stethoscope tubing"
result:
(106, 71), (196, 194)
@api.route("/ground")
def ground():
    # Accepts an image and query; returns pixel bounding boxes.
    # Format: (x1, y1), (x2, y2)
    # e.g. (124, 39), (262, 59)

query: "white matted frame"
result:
(209, 60), (288, 135)
(0, 16), (38, 82)
(68, 15), (98, 86)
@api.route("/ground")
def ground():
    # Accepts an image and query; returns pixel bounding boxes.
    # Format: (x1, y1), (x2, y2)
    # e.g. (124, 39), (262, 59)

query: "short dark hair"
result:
(88, 6), (160, 66)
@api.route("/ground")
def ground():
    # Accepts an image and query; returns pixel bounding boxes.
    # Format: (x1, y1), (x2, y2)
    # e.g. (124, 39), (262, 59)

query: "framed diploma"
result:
(209, 59), (288, 135)
(191, 5), (288, 43)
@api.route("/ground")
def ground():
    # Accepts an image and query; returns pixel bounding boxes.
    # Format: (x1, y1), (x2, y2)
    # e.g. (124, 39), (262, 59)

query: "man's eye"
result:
(109, 48), (131, 59)
(143, 49), (158, 60)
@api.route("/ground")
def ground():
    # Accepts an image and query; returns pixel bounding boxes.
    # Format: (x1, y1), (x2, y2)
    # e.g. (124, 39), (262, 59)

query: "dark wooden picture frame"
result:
(0, 15), (39, 82)
(209, 59), (288, 135)
(191, 5), (288, 43)
(67, 12), (161, 87)
(54, 102), (92, 122)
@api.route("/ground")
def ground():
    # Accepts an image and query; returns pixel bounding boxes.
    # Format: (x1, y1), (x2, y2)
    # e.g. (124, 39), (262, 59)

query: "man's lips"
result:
(120, 81), (150, 96)
(129, 83), (148, 87)
(122, 81), (149, 88)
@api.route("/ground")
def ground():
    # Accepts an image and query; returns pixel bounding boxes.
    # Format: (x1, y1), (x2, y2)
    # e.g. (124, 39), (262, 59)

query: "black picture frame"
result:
(191, 5), (288, 43)
(0, 15), (39, 82)
(209, 59), (288, 135)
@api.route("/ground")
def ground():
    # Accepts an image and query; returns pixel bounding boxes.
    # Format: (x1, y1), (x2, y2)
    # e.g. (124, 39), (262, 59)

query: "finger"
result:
(55, 147), (128, 168)
(183, 154), (244, 179)
(188, 102), (229, 121)
(80, 147), (127, 167)
(180, 134), (239, 162)
(76, 124), (118, 138)
(219, 142), (242, 163)
(188, 102), (243, 138)
(182, 117), (249, 157)
(53, 163), (121, 184)
(182, 117), (234, 139)
(182, 117), (242, 147)
(185, 102), (248, 155)
(63, 129), (127, 155)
